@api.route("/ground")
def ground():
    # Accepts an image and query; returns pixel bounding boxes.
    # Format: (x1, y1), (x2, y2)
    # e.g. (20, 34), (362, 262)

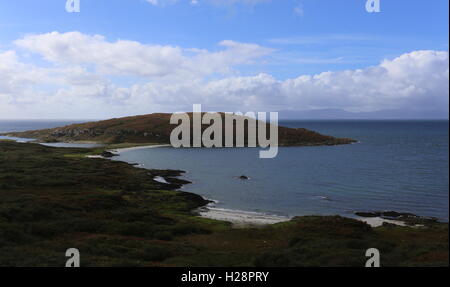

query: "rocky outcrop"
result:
(355, 211), (440, 225)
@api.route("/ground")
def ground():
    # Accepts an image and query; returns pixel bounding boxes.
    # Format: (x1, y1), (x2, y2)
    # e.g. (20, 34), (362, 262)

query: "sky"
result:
(0, 0), (448, 119)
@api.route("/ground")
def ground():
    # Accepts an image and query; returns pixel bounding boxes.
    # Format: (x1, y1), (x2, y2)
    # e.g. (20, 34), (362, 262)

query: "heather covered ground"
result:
(0, 142), (447, 267)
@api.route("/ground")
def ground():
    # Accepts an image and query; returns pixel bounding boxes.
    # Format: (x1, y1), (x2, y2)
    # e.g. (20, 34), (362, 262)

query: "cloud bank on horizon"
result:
(0, 31), (448, 119)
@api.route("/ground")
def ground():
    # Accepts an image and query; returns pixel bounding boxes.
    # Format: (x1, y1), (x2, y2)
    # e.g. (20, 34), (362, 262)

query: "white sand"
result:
(86, 155), (104, 159)
(110, 144), (171, 153)
(153, 176), (170, 184)
(85, 144), (170, 159)
(199, 206), (410, 228)
(358, 217), (407, 227)
(199, 207), (290, 228)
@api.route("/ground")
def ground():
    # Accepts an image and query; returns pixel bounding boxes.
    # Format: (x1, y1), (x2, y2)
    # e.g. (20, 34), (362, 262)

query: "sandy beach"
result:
(110, 144), (171, 153)
(357, 217), (407, 227)
(198, 207), (291, 228)
(198, 206), (408, 228)
(91, 143), (421, 229)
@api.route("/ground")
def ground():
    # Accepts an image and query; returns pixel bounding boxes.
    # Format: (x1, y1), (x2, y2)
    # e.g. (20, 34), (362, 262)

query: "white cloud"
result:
(1, 31), (448, 119)
(124, 50), (449, 113)
(15, 32), (273, 80)
(279, 50), (449, 112)
(0, 50), (51, 100)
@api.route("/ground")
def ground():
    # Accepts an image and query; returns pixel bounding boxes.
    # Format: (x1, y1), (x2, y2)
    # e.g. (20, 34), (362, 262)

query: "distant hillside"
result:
(2, 113), (355, 146)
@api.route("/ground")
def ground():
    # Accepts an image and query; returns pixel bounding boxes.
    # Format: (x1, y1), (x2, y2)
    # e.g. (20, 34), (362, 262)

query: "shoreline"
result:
(5, 137), (440, 229)
(109, 144), (172, 153)
(99, 144), (438, 229)
(198, 206), (291, 228)
(197, 205), (410, 228)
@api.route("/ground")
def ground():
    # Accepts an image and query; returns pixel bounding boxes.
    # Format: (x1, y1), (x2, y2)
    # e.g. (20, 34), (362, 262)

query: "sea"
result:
(1, 119), (448, 221)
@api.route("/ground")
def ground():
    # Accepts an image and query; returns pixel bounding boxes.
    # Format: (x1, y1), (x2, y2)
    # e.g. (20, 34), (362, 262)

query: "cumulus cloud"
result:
(15, 32), (273, 79)
(0, 50), (52, 103)
(1, 31), (449, 119)
(123, 50), (449, 113)
(280, 50), (449, 111)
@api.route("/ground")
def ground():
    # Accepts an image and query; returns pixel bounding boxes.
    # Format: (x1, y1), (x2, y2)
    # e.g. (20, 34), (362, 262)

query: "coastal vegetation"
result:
(0, 142), (447, 267)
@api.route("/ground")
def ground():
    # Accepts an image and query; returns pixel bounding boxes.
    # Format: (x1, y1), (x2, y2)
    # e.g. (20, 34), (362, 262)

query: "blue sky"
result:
(0, 0), (448, 118)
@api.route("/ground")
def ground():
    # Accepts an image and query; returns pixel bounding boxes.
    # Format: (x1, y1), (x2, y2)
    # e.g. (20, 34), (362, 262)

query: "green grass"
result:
(0, 142), (447, 267)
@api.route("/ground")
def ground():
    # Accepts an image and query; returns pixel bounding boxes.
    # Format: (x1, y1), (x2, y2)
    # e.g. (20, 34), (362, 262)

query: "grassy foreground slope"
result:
(1, 113), (354, 146)
(0, 142), (447, 267)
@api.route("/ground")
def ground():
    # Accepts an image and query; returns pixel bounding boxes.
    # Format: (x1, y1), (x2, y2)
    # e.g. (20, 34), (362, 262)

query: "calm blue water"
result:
(116, 120), (449, 221)
(1, 120), (448, 221)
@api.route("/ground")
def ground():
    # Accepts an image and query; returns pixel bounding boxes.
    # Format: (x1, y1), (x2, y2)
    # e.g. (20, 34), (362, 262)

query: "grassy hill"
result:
(1, 113), (355, 146)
